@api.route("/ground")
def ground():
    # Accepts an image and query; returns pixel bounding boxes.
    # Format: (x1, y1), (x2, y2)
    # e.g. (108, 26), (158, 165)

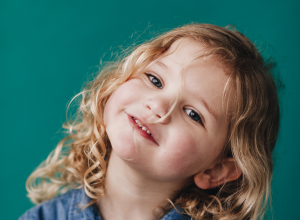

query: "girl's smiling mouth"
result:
(127, 114), (159, 145)
(133, 117), (152, 135)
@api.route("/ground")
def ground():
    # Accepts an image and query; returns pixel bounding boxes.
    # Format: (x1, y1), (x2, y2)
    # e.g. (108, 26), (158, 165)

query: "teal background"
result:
(1, 0), (299, 219)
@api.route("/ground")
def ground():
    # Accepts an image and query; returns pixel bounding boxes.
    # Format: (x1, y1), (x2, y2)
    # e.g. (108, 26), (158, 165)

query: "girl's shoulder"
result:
(19, 188), (101, 220)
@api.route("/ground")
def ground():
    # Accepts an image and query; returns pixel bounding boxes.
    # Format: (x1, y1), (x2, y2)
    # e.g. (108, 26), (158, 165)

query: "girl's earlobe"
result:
(194, 158), (242, 189)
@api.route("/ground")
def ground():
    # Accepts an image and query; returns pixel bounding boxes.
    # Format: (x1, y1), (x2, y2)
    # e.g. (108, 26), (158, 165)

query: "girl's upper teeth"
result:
(134, 118), (151, 135)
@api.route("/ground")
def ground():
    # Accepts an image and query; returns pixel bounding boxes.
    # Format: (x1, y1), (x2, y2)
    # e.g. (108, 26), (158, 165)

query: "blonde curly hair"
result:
(26, 23), (280, 220)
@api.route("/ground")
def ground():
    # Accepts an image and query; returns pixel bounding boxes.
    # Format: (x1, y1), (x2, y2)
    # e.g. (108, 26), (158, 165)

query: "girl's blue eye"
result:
(184, 108), (203, 125)
(147, 74), (163, 89)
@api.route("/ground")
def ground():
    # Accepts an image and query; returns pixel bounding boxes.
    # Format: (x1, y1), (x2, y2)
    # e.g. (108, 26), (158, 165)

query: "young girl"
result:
(20, 23), (280, 220)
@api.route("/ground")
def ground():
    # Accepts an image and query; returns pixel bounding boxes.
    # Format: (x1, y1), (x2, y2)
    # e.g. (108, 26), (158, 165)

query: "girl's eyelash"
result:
(146, 74), (163, 89)
(184, 108), (204, 126)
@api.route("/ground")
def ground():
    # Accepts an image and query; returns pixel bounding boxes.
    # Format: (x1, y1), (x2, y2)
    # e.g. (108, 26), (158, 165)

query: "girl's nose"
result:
(144, 97), (171, 124)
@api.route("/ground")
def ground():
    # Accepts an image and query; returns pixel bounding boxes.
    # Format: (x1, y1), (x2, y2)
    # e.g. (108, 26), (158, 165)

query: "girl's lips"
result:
(127, 114), (158, 145)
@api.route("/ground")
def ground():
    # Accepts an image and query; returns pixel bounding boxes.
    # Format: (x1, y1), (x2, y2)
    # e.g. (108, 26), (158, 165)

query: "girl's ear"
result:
(194, 158), (242, 190)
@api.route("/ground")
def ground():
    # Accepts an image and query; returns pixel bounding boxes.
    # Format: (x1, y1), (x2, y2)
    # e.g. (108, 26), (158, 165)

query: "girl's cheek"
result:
(103, 91), (118, 126)
(113, 79), (142, 102)
(162, 138), (200, 176)
(104, 81), (133, 114)
(160, 154), (197, 179)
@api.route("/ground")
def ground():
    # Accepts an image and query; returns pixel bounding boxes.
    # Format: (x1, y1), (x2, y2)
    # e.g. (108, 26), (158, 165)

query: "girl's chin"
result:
(110, 140), (139, 162)
(109, 130), (149, 162)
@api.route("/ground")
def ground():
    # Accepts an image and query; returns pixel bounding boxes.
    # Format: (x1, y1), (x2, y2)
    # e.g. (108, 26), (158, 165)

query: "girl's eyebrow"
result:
(198, 97), (217, 121)
(187, 90), (218, 121)
(155, 60), (168, 71)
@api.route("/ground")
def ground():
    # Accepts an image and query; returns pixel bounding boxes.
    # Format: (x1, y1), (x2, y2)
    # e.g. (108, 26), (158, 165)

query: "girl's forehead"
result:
(155, 38), (227, 79)
(156, 38), (233, 91)
(163, 38), (205, 65)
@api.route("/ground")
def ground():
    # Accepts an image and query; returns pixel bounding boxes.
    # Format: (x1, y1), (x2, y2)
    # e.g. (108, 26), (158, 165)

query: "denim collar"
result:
(69, 188), (190, 220)
(69, 188), (102, 220)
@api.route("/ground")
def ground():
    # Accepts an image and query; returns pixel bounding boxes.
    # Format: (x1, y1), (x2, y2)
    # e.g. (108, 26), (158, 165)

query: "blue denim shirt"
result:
(19, 188), (190, 220)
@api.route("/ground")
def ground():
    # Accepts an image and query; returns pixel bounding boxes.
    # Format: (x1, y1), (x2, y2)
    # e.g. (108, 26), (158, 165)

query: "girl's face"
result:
(104, 39), (231, 183)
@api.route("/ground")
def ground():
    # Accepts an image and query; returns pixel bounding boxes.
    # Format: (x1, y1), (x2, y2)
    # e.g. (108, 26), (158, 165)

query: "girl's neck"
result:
(97, 150), (190, 220)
